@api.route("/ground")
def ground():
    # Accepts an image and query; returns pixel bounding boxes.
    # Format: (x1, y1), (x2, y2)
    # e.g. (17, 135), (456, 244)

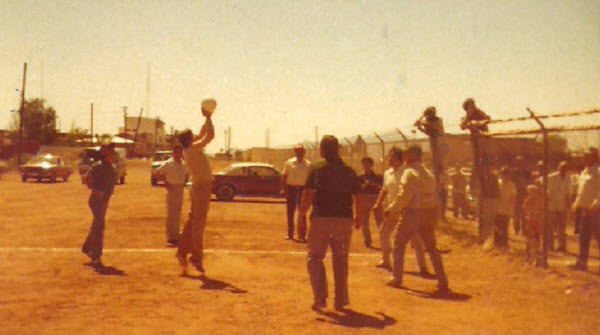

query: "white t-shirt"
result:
(382, 166), (405, 207)
(282, 157), (311, 186)
(156, 158), (188, 185)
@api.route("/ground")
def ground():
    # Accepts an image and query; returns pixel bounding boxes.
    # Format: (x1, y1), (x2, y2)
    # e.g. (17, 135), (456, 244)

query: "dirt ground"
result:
(1, 159), (600, 335)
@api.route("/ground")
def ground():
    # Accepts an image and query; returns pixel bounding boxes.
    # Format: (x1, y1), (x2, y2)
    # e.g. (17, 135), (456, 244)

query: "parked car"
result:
(19, 154), (73, 183)
(211, 162), (282, 201)
(78, 147), (127, 184)
(150, 150), (172, 186)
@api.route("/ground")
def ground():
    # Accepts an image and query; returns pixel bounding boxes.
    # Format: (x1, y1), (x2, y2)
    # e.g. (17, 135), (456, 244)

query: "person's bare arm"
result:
(353, 193), (364, 229)
(373, 187), (387, 210)
(191, 117), (214, 150)
(281, 174), (288, 195)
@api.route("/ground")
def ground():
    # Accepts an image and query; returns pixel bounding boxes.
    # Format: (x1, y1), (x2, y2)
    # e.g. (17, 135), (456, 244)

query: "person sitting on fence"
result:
(523, 184), (543, 265)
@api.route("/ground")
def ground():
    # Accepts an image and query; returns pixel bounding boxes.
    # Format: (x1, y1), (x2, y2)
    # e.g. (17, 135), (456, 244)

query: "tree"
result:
(10, 98), (58, 145)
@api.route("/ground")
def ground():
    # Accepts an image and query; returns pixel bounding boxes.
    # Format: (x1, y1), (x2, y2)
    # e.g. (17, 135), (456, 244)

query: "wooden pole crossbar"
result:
(488, 109), (600, 124)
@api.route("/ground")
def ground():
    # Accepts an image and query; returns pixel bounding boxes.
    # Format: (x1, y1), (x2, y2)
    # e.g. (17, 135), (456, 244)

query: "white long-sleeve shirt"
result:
(573, 164), (600, 210)
(386, 162), (438, 214)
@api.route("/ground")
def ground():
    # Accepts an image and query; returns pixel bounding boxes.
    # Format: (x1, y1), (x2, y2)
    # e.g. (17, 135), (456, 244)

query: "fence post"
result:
(396, 128), (409, 148)
(528, 107), (549, 268)
(374, 132), (385, 173)
(344, 137), (353, 167)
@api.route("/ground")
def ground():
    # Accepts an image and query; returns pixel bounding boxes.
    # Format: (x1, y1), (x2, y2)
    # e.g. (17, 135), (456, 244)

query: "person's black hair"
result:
(179, 129), (193, 149)
(172, 143), (183, 151)
(320, 135), (340, 162)
(406, 145), (422, 159)
(361, 156), (374, 165)
(388, 147), (403, 161)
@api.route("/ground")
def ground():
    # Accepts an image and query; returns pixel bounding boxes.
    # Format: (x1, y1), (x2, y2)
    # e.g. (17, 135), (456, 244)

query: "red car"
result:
(211, 163), (282, 201)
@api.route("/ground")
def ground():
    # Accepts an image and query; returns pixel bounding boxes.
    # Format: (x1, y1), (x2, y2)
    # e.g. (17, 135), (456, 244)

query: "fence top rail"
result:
(486, 124), (600, 137)
(488, 109), (600, 125)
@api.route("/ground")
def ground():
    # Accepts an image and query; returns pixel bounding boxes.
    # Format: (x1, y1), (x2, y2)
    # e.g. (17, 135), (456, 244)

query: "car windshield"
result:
(81, 150), (102, 164)
(29, 156), (57, 165)
(153, 152), (172, 162)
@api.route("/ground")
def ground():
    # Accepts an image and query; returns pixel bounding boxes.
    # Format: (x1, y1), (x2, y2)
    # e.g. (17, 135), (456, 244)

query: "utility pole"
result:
(154, 116), (159, 152)
(122, 106), (128, 136)
(18, 62), (27, 165)
(90, 103), (94, 145)
(130, 108), (143, 158)
(146, 63), (151, 117)
(315, 126), (319, 159)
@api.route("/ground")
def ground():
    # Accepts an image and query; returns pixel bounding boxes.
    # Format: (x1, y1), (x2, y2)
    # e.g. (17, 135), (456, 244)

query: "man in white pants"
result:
(156, 144), (188, 246)
(373, 147), (429, 275)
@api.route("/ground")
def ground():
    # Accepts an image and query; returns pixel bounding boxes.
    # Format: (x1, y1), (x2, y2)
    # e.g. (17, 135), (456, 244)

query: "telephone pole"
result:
(122, 106), (128, 136)
(17, 62), (27, 165)
(90, 103), (94, 145)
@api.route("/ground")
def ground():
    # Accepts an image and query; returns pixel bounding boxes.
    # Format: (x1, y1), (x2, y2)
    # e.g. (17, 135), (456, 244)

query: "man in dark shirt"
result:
(81, 144), (117, 268)
(300, 135), (363, 312)
(357, 157), (383, 248)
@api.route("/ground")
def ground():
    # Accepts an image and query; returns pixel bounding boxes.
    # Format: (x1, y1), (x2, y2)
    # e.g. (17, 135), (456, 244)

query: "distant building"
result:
(119, 117), (166, 147)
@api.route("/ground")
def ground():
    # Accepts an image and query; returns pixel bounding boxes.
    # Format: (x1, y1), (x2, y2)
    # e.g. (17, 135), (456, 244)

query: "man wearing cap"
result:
(81, 144), (117, 268)
(282, 144), (311, 241)
(176, 98), (215, 275)
(384, 145), (449, 294)
(357, 156), (383, 248)
(546, 161), (571, 252)
(300, 135), (363, 311)
(571, 147), (600, 272)
(155, 143), (188, 246)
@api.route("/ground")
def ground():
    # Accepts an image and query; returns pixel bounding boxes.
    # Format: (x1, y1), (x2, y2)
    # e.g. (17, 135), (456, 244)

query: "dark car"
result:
(19, 154), (73, 183)
(79, 147), (127, 184)
(212, 163), (282, 201)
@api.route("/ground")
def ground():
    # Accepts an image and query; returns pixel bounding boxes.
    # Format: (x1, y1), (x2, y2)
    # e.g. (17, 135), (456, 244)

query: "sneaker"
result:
(176, 254), (188, 275)
(376, 261), (392, 270)
(90, 258), (104, 269)
(431, 286), (451, 298)
(284, 236), (293, 241)
(386, 278), (402, 288)
(167, 239), (179, 246)
(334, 303), (348, 312)
(311, 302), (326, 312)
(192, 263), (205, 274)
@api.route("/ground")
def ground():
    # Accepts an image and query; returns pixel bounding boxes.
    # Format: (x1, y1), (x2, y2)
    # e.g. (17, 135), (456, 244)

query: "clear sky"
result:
(1, 0), (599, 153)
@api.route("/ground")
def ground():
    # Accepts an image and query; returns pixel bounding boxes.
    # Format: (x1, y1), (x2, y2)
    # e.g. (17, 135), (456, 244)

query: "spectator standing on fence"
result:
(415, 106), (446, 216)
(300, 135), (363, 311)
(81, 144), (117, 268)
(512, 156), (532, 235)
(155, 144), (188, 246)
(384, 145), (449, 295)
(281, 144), (311, 242)
(451, 166), (469, 219)
(372, 147), (429, 274)
(357, 156), (383, 248)
(523, 184), (543, 264)
(571, 147), (600, 273)
(495, 166), (516, 248)
(546, 161), (571, 252)
(176, 98), (216, 276)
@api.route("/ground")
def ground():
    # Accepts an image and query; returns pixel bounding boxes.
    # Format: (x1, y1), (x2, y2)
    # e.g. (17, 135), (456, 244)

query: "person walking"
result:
(176, 98), (216, 275)
(384, 145), (449, 295)
(479, 156), (499, 250)
(300, 135), (363, 311)
(373, 147), (429, 274)
(571, 147), (600, 273)
(282, 144), (311, 241)
(357, 156), (383, 248)
(546, 161), (571, 252)
(81, 144), (117, 268)
(155, 144), (188, 246)
(450, 165), (469, 219)
(495, 166), (516, 248)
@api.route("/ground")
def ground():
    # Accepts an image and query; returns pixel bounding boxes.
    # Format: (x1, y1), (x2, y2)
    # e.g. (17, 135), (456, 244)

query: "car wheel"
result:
(63, 174), (69, 182)
(22, 176), (28, 183)
(216, 184), (235, 201)
(151, 177), (157, 186)
(50, 174), (57, 183)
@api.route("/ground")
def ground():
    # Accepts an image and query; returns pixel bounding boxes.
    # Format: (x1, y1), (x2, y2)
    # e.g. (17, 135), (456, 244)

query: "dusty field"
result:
(1, 159), (600, 335)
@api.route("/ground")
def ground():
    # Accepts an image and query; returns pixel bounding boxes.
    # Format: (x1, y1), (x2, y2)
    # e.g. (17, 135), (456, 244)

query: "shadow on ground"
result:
(183, 274), (248, 294)
(316, 309), (396, 329)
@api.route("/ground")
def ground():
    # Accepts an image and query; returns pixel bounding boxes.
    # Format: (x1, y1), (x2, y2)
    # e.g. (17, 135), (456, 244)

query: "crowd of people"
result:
(79, 97), (599, 313)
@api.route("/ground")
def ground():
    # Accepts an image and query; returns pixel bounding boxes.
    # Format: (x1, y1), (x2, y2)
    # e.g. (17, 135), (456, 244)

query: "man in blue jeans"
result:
(81, 144), (117, 268)
(282, 144), (311, 241)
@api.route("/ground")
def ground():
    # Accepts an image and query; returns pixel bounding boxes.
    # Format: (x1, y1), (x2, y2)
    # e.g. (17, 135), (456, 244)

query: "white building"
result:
(119, 116), (167, 146)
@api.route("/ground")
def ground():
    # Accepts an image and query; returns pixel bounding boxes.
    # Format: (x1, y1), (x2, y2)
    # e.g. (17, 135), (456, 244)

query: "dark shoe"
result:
(167, 239), (179, 246)
(570, 262), (587, 271)
(298, 237), (307, 243)
(334, 303), (348, 312)
(91, 258), (104, 269)
(176, 254), (188, 276)
(192, 263), (205, 274)
(431, 287), (451, 298)
(420, 269), (436, 279)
